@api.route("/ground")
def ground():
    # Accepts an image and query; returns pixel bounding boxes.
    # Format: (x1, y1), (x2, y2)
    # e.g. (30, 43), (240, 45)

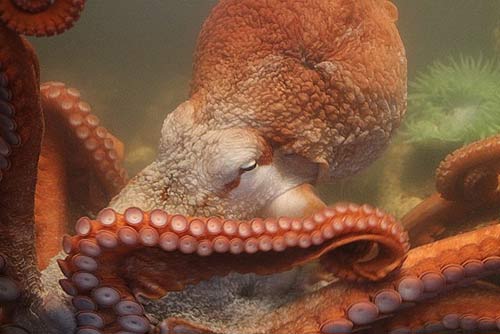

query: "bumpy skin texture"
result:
(191, 0), (407, 180)
(2, 1), (500, 334)
(111, 0), (407, 221)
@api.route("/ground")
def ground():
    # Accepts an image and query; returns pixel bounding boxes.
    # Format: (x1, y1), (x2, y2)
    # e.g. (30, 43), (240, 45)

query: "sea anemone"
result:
(403, 55), (500, 146)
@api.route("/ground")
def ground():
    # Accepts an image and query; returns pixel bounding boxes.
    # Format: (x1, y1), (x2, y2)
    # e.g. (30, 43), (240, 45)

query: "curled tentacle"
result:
(376, 282), (500, 333)
(59, 203), (409, 333)
(0, 0), (85, 36)
(265, 223), (500, 334)
(436, 134), (500, 203)
(403, 135), (500, 246)
(34, 81), (128, 270)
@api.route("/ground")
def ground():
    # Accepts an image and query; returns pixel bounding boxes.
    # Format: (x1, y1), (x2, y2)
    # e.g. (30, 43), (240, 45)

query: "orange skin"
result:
(0, 0), (85, 36)
(404, 135), (500, 246)
(35, 82), (128, 270)
(263, 223), (500, 334)
(0, 22), (43, 326)
(190, 0), (407, 181)
(0, 2), (125, 330)
(57, 206), (500, 334)
(0, 1), (499, 334)
(374, 283), (500, 333)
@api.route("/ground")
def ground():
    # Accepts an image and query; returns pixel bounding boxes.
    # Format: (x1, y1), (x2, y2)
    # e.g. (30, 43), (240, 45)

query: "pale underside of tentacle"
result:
(40, 81), (128, 198)
(0, 0), (86, 36)
(374, 282), (500, 333)
(34, 81), (128, 271)
(58, 203), (409, 334)
(264, 223), (500, 334)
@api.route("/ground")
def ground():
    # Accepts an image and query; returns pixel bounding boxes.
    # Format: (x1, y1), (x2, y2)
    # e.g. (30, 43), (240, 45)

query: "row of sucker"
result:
(384, 283), (500, 334)
(0, 0), (85, 36)
(388, 314), (500, 333)
(40, 81), (128, 195)
(0, 61), (20, 183)
(12, 0), (52, 13)
(436, 134), (500, 202)
(0, 253), (21, 307)
(58, 203), (410, 334)
(319, 235), (500, 333)
(68, 203), (409, 259)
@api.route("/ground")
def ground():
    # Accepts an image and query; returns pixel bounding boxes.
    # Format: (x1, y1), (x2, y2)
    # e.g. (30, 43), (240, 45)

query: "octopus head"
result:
(111, 0), (407, 221)
(111, 99), (325, 219)
(42, 1), (409, 332)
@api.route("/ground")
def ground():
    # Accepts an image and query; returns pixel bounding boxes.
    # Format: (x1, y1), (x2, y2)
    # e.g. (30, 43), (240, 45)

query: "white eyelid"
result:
(240, 160), (258, 172)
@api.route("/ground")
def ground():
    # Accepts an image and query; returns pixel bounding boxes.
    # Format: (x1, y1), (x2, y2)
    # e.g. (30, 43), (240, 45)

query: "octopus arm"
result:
(436, 134), (500, 203)
(375, 282), (500, 333)
(0, 23), (44, 325)
(40, 82), (127, 197)
(58, 203), (409, 333)
(265, 222), (500, 333)
(34, 82), (128, 270)
(0, 0), (85, 36)
(404, 134), (500, 246)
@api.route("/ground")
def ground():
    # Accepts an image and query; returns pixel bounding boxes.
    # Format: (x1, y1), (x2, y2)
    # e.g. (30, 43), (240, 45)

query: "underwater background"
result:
(28, 0), (500, 218)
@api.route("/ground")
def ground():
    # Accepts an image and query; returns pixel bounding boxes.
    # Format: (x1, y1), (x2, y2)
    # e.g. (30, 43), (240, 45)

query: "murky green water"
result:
(28, 0), (500, 213)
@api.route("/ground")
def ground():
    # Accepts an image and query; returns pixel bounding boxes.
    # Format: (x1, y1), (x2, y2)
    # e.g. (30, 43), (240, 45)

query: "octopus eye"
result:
(240, 160), (258, 172)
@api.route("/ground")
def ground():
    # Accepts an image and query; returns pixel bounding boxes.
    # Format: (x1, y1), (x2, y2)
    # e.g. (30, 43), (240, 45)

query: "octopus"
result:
(0, 1), (499, 334)
(403, 134), (500, 245)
